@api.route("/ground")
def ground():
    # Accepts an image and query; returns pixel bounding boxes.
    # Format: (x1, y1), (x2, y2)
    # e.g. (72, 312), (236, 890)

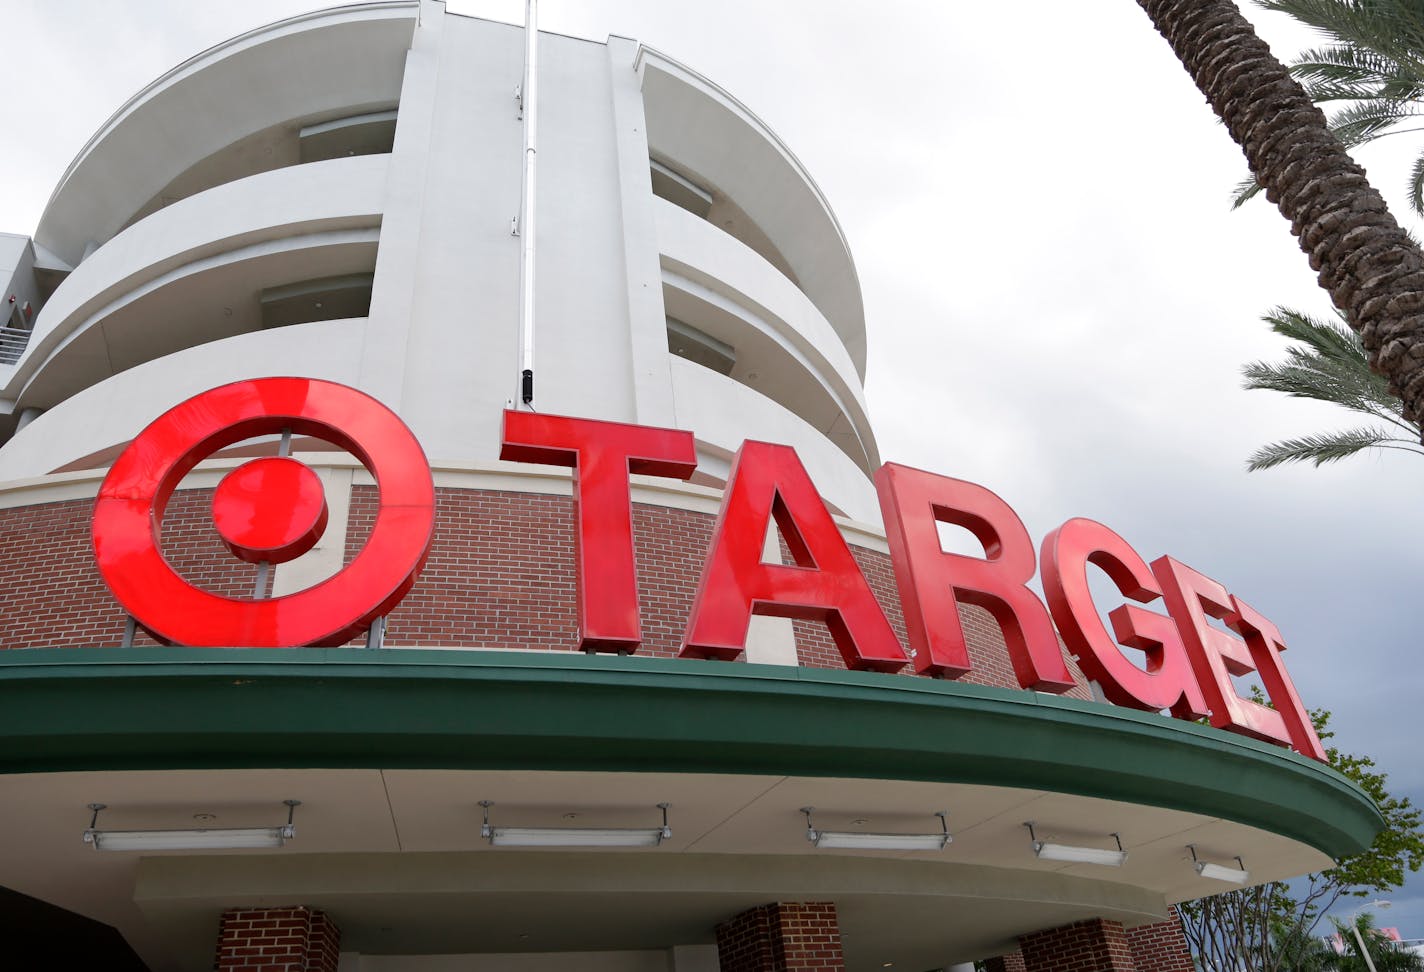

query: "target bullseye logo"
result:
(92, 378), (435, 647)
(212, 457), (329, 564)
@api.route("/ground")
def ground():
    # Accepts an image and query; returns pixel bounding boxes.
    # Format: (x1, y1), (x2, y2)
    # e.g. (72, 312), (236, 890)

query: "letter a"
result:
(681, 441), (906, 672)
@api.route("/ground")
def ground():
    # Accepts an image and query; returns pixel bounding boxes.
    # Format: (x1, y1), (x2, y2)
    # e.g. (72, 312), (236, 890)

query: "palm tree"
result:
(1133, 1), (1424, 431)
(1275, 916), (1341, 970)
(1232, 1), (1424, 216)
(1327, 911), (1424, 971)
(1243, 306), (1424, 468)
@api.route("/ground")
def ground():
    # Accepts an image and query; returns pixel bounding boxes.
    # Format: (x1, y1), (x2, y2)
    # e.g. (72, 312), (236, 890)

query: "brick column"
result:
(1125, 909), (1194, 972)
(1017, 917), (1137, 971)
(984, 952), (1028, 972)
(715, 901), (844, 972)
(213, 906), (341, 972)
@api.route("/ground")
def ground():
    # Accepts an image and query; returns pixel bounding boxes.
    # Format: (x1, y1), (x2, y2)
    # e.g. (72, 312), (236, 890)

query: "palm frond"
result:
(1327, 99), (1423, 146)
(1243, 307), (1424, 470)
(1242, 360), (1402, 421)
(1246, 426), (1413, 470)
(1232, 175), (1266, 208)
(1301, 75), (1414, 102)
(1257, 0), (1424, 67)
(1294, 40), (1420, 71)
(1262, 306), (1366, 362)
(1244, 357), (1363, 401)
(1410, 149), (1424, 216)
(1293, 43), (1419, 97)
(1245, 308), (1408, 422)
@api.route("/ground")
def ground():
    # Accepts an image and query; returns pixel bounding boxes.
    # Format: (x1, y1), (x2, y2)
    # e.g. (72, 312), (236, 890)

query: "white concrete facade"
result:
(0, 0), (879, 521)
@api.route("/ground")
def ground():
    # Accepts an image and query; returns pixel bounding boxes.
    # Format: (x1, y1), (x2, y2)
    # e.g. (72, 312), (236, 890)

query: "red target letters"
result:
(90, 385), (1323, 761)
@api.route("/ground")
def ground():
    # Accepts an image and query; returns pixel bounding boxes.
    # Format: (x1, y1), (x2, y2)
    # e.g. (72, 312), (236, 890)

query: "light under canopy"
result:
(1025, 822), (1127, 867)
(1189, 845), (1249, 885)
(83, 800), (299, 852)
(87, 827), (294, 851)
(479, 801), (671, 848)
(802, 808), (951, 852)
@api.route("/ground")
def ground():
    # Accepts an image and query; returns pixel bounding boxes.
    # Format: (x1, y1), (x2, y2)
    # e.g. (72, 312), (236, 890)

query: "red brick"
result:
(213, 906), (340, 972)
(5, 485), (1097, 702)
(716, 902), (844, 971)
(1124, 909), (1195, 972)
(1018, 918), (1138, 972)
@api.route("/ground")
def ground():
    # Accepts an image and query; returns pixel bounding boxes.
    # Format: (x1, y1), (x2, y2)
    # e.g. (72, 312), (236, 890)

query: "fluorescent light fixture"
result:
(1025, 822), (1127, 867)
(83, 801), (299, 852)
(483, 827), (665, 848)
(479, 801), (671, 848)
(87, 828), (294, 851)
(1196, 862), (1250, 884)
(1189, 845), (1249, 885)
(801, 807), (951, 851)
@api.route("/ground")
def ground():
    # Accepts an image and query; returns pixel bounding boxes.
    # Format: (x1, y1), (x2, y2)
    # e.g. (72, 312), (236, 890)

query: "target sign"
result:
(85, 377), (1329, 762)
(92, 378), (435, 647)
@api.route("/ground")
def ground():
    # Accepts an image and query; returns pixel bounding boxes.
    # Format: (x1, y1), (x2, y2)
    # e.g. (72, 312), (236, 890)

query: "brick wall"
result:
(0, 497), (127, 649)
(984, 953), (1028, 972)
(0, 489), (263, 650)
(716, 902), (780, 971)
(156, 488), (270, 599)
(0, 483), (1095, 699)
(715, 901), (844, 972)
(1125, 910), (1195, 972)
(305, 912), (341, 972)
(1017, 917), (1137, 971)
(212, 906), (340, 972)
(346, 485), (1093, 697)
(989, 916), (1195, 972)
(789, 542), (909, 670)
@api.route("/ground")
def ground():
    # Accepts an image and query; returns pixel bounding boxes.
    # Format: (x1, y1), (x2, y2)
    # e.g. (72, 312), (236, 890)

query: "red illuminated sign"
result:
(90, 386), (1325, 761)
(500, 411), (697, 653)
(93, 378), (434, 647)
(1041, 517), (1207, 720)
(875, 463), (1075, 691)
(680, 440), (906, 672)
(1154, 556), (1325, 759)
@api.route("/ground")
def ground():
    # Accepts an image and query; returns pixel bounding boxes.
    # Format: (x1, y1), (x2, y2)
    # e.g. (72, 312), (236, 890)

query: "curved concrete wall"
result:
(655, 198), (875, 471)
(36, 3), (415, 267)
(670, 357), (878, 523)
(6, 155), (387, 402)
(0, 318), (367, 479)
(0, 2), (879, 523)
(638, 47), (867, 377)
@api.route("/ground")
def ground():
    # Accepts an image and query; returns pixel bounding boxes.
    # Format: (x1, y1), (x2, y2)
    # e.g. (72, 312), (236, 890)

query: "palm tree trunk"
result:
(1135, 0), (1424, 427)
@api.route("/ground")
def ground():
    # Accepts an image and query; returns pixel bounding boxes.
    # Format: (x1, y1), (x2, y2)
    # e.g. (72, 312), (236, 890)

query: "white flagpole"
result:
(516, 0), (539, 408)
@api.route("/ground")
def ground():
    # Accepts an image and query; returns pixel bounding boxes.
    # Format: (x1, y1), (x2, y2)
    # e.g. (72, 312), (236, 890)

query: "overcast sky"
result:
(2, 0), (1420, 942)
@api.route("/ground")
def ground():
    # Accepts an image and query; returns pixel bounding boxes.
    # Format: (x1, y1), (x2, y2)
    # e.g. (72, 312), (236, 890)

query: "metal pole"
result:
(252, 428), (292, 599)
(1351, 919), (1380, 972)
(515, 0), (538, 408)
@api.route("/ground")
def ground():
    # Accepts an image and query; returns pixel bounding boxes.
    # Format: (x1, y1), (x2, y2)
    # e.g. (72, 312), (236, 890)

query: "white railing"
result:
(0, 326), (32, 365)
